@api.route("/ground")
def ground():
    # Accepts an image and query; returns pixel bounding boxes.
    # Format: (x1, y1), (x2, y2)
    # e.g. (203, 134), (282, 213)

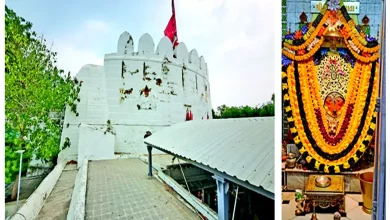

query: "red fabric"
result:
(190, 111), (193, 120)
(186, 110), (190, 121)
(164, 0), (179, 48)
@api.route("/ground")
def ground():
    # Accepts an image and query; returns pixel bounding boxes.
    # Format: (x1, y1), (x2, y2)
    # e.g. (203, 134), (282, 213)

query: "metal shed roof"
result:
(144, 117), (274, 196)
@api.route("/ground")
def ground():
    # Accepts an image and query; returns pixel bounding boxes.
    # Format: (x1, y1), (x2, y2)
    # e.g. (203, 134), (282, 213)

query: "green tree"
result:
(217, 104), (228, 116)
(211, 109), (219, 119)
(213, 95), (275, 119)
(5, 6), (80, 184)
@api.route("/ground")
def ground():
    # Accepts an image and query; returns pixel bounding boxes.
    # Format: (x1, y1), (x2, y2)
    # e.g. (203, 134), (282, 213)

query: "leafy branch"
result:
(5, 6), (80, 183)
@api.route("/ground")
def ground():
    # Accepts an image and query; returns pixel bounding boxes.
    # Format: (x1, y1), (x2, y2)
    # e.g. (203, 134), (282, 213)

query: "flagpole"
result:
(172, 0), (175, 15)
(172, 0), (178, 44)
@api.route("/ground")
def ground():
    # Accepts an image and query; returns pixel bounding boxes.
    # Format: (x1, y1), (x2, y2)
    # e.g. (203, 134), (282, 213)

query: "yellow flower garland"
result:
(283, 11), (329, 51)
(292, 60), (375, 154)
(283, 60), (379, 172)
(339, 11), (380, 54)
(282, 36), (325, 61)
(283, 7), (380, 63)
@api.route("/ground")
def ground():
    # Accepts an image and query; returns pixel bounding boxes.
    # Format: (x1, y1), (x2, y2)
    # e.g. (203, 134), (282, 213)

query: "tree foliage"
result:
(5, 6), (80, 183)
(214, 94), (275, 119)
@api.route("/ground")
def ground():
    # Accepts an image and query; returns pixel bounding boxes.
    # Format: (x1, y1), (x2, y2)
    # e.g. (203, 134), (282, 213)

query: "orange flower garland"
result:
(283, 11), (329, 51)
(293, 60), (376, 152)
(338, 10), (380, 54)
(282, 36), (325, 61)
(281, 2), (381, 173)
(283, 5), (380, 63)
(282, 59), (379, 173)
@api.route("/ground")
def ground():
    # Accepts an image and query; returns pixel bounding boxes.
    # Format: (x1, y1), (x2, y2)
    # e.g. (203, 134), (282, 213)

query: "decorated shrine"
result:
(280, 0), (384, 218)
(281, 0), (380, 174)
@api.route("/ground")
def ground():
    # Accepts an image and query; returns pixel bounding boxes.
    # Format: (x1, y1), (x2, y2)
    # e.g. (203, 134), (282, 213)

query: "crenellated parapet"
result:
(59, 32), (213, 161)
(107, 32), (209, 80)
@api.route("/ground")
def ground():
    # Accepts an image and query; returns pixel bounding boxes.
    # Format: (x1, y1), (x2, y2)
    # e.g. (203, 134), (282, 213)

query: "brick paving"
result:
(85, 159), (199, 220)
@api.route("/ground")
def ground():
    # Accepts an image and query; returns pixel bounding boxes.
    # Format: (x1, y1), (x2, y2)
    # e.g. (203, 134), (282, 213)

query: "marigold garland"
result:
(281, 2), (381, 173)
(338, 9), (380, 53)
(335, 61), (360, 133)
(283, 11), (329, 51)
(282, 4), (380, 63)
(282, 60), (379, 173)
(291, 60), (377, 154)
(308, 60), (371, 151)
(282, 36), (325, 61)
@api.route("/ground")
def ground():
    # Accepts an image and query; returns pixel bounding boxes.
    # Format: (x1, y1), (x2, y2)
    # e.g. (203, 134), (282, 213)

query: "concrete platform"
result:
(85, 159), (199, 220)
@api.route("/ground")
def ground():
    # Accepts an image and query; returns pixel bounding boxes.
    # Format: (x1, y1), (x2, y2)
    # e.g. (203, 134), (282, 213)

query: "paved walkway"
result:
(36, 164), (78, 220)
(85, 159), (199, 220)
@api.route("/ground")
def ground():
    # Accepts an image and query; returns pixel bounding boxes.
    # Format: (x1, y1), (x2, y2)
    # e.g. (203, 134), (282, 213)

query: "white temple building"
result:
(58, 32), (213, 164)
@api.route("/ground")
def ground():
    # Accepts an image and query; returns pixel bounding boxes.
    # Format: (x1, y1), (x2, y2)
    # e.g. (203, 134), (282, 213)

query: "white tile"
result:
(346, 194), (363, 203)
(346, 206), (372, 220)
(345, 195), (359, 212)
(282, 203), (298, 220)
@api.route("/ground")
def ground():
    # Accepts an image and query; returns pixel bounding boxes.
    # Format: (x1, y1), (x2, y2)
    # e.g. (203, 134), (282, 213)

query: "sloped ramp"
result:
(36, 164), (77, 220)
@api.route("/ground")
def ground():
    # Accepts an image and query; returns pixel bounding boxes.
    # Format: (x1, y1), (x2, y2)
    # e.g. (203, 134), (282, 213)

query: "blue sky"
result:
(6, 0), (276, 109)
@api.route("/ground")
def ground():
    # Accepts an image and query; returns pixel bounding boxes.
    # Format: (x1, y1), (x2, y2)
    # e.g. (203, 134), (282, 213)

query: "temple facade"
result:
(58, 32), (212, 162)
(282, 0), (383, 41)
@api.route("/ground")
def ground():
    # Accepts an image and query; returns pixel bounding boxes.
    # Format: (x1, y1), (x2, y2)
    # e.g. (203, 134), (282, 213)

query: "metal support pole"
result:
(147, 145), (153, 177)
(377, 47), (386, 220)
(213, 175), (230, 220)
(372, 1), (386, 220)
(232, 186), (239, 220)
(16, 150), (25, 210)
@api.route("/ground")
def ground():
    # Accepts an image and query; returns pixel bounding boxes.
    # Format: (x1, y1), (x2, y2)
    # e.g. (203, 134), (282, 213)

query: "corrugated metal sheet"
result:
(144, 117), (274, 194)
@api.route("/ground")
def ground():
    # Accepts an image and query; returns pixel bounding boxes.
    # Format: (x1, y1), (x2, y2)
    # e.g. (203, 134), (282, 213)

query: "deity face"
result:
(324, 92), (345, 137)
(324, 92), (345, 118)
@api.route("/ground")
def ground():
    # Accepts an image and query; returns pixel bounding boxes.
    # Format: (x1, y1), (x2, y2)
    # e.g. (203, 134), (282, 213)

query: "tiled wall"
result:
(285, 0), (383, 41)
(282, 0), (288, 37)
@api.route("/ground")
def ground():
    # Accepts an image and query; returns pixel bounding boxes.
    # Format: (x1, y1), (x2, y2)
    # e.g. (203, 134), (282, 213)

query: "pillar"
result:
(213, 175), (230, 220)
(372, 1), (386, 219)
(147, 145), (153, 176)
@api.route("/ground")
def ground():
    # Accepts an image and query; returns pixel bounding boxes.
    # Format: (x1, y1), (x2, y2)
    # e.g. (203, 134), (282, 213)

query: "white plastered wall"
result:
(59, 32), (212, 162)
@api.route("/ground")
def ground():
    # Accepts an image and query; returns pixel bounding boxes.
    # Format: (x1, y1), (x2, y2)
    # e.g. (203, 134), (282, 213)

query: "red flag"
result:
(164, 0), (179, 48)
